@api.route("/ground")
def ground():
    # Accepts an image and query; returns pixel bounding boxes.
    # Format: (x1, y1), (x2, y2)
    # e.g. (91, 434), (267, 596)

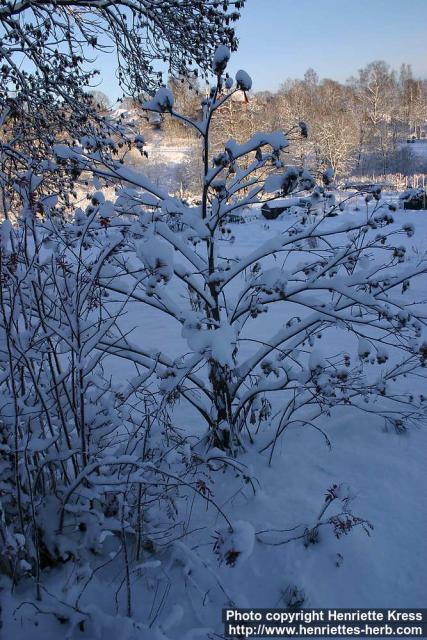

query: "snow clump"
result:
(143, 87), (174, 112)
(235, 69), (252, 91)
(213, 520), (255, 567)
(213, 45), (230, 75)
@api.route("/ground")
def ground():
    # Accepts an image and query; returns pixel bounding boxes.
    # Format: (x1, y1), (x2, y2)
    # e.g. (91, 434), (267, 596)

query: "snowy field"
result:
(4, 204), (427, 639)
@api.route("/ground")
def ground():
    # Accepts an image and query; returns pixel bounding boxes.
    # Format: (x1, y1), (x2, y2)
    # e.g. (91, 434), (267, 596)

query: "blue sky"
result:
(227, 0), (427, 91)
(97, 0), (427, 101)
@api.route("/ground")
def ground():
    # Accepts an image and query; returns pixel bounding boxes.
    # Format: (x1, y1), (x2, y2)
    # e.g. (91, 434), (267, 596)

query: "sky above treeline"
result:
(97, 0), (427, 102)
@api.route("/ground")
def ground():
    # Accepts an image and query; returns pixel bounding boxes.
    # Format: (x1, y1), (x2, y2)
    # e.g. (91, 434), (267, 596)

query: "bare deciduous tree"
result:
(0, 0), (244, 212)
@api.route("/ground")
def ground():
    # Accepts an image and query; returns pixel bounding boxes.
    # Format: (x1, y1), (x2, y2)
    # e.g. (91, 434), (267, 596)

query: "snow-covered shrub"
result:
(0, 185), (237, 621)
(74, 46), (427, 462)
(1, 40), (427, 637)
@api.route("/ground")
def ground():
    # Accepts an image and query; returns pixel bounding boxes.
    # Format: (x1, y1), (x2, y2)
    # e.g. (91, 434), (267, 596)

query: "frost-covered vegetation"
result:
(1, 2), (427, 638)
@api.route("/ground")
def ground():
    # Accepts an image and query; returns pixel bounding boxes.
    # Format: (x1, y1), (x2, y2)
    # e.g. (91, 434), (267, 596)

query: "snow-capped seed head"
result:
(235, 69), (252, 92)
(144, 87), (174, 112)
(402, 223), (414, 237)
(155, 87), (174, 112)
(376, 347), (389, 365)
(322, 167), (334, 186)
(91, 191), (105, 205)
(213, 152), (229, 168)
(135, 134), (145, 149)
(213, 520), (255, 567)
(419, 342), (427, 362)
(299, 168), (315, 190)
(358, 337), (371, 360)
(299, 121), (308, 138)
(264, 165), (299, 195)
(373, 186), (382, 201)
(213, 45), (230, 75)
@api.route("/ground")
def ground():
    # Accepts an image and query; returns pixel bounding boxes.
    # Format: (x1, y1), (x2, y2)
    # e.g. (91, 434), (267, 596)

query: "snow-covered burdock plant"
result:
(1, 39), (427, 636)
(79, 48), (427, 459)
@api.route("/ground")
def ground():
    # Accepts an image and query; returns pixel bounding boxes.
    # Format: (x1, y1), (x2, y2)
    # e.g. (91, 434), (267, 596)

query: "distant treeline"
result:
(116, 61), (427, 180)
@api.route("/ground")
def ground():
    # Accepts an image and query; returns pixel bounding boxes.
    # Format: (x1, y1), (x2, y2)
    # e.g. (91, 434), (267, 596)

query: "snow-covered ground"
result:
(3, 204), (427, 639)
(128, 132), (199, 195)
(410, 140), (427, 165)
